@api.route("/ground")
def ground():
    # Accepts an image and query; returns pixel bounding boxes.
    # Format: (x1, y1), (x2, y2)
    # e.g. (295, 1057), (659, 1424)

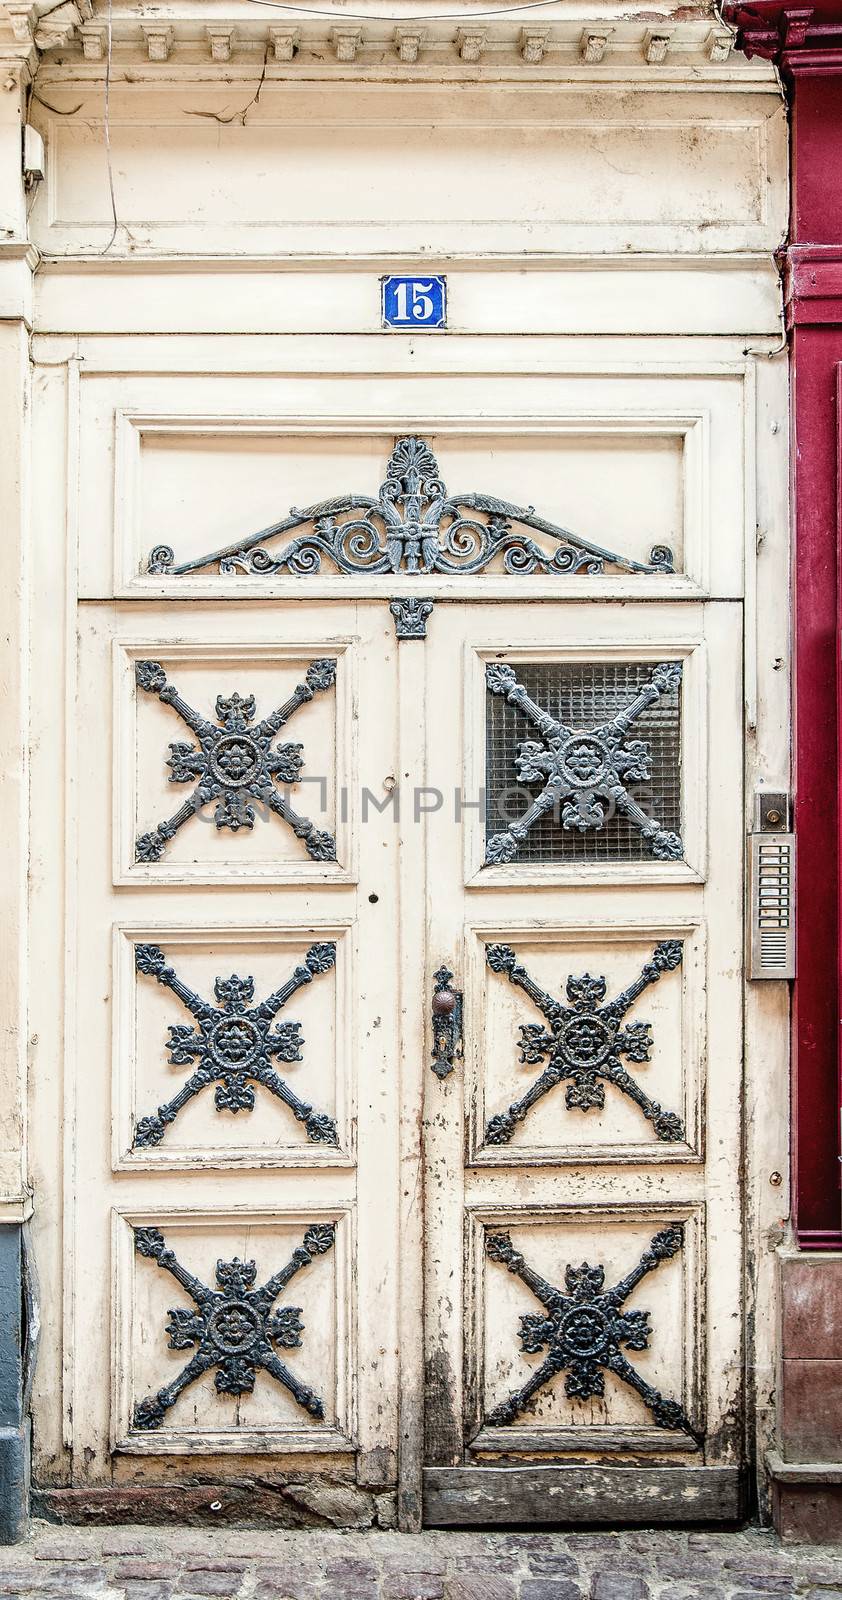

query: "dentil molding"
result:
(0, 1), (774, 80)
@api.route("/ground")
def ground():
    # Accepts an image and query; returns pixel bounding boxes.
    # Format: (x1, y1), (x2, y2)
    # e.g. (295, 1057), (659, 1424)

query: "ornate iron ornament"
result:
(132, 1224), (335, 1430)
(133, 941), (338, 1149)
(145, 437), (674, 580)
(390, 596), (435, 638)
(484, 941), (685, 1145)
(134, 658), (337, 864)
(484, 1225), (698, 1440)
(485, 660), (684, 866)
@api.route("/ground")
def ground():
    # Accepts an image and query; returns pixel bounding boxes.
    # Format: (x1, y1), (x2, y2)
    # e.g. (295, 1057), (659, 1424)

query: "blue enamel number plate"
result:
(382, 275), (447, 330)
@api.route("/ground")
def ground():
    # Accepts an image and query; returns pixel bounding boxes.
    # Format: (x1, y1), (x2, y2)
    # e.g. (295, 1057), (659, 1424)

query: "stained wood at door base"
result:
(423, 1465), (743, 1525)
(32, 1480), (398, 1529)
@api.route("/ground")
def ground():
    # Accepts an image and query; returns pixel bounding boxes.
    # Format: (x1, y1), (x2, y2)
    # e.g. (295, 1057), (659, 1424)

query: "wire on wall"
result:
(96, 0), (119, 254)
(90, 0), (622, 20)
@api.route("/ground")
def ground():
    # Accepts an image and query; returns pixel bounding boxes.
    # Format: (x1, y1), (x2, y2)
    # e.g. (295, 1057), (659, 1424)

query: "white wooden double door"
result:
(66, 588), (742, 1524)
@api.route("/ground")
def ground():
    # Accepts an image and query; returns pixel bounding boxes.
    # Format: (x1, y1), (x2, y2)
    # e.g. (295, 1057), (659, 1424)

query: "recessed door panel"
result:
(466, 921), (704, 1165)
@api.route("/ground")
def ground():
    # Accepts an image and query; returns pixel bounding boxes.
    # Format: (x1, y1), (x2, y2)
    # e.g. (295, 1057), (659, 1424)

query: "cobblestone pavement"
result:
(2, 1523), (842, 1600)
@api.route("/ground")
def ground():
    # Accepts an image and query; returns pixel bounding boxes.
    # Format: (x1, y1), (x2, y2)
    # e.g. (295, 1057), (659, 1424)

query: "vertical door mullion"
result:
(396, 626), (430, 1529)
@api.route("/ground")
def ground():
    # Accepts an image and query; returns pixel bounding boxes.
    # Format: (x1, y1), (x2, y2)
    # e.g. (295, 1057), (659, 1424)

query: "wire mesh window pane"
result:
(485, 660), (682, 864)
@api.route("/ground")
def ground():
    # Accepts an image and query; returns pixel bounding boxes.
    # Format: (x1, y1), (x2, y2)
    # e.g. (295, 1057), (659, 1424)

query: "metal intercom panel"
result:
(747, 792), (795, 980)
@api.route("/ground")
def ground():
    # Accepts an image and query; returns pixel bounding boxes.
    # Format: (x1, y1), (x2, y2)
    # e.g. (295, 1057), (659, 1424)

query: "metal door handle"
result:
(431, 966), (463, 1079)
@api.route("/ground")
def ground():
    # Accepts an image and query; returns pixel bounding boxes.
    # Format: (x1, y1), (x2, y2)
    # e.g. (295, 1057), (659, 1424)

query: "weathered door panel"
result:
(422, 600), (743, 1522)
(69, 600), (401, 1499)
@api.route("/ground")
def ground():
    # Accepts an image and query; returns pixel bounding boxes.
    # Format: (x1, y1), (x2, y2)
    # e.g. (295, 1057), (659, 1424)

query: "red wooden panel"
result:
(788, 325), (841, 1242)
(723, 2), (842, 1242)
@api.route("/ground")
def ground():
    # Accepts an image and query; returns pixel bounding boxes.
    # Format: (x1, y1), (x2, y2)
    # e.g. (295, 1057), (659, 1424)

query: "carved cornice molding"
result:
(1, 0), (90, 66)
(783, 245), (842, 326)
(724, 1), (842, 70)
(0, 4), (775, 80)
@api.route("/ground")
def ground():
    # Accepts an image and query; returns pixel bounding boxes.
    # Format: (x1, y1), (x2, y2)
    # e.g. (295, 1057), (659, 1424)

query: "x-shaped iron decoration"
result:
(133, 941), (339, 1149)
(134, 658), (337, 863)
(485, 660), (684, 865)
(484, 940), (685, 1146)
(484, 1225), (698, 1442)
(132, 1224), (335, 1430)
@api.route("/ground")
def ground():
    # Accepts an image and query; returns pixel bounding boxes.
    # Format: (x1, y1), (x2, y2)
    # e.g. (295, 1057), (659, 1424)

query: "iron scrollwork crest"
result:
(484, 940), (685, 1145)
(133, 941), (338, 1149)
(146, 437), (675, 580)
(485, 660), (684, 866)
(132, 1223), (335, 1430)
(134, 658), (337, 864)
(484, 1225), (698, 1441)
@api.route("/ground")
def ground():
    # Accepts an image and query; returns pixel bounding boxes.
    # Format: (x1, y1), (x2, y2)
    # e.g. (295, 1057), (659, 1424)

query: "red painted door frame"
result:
(725, 3), (842, 1244)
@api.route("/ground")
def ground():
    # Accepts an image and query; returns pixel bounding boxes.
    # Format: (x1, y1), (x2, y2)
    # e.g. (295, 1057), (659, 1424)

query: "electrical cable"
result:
(103, 0), (600, 21)
(95, 0), (118, 253)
